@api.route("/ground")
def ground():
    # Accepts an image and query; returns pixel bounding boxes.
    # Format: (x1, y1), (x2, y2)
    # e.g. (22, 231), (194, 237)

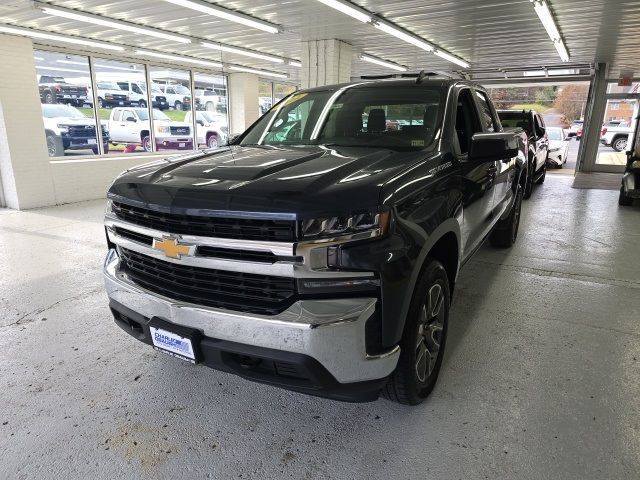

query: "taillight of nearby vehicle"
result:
(54, 85), (62, 93)
(601, 127), (608, 135)
(577, 128), (583, 138)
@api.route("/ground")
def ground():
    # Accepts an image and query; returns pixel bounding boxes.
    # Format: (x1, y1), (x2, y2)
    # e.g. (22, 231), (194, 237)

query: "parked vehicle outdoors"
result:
(184, 111), (228, 149)
(116, 81), (169, 110)
(160, 84), (197, 111)
(567, 120), (583, 139)
(42, 104), (109, 157)
(546, 126), (569, 167)
(107, 107), (192, 152)
(92, 81), (131, 108)
(103, 78), (526, 404)
(38, 75), (87, 107)
(194, 89), (226, 112)
(601, 120), (633, 152)
(619, 118), (640, 206)
(498, 109), (549, 198)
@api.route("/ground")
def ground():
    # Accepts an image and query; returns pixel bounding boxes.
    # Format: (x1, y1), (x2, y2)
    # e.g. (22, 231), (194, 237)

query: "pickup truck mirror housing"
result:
(125, 116), (136, 122)
(469, 132), (519, 162)
(196, 120), (204, 126)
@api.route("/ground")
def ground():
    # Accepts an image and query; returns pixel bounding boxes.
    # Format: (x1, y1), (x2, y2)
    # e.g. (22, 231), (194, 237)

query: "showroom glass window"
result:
(193, 73), (229, 149)
(149, 66), (196, 153)
(34, 50), (100, 158)
(274, 83), (297, 104)
(259, 81), (273, 116)
(93, 58), (151, 155)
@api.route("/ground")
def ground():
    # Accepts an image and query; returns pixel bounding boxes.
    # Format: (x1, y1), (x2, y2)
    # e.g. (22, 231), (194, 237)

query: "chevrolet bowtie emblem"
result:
(152, 237), (195, 259)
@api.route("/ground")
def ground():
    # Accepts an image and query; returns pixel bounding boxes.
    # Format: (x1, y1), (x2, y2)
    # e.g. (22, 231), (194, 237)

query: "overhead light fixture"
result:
(315, 0), (470, 68)
(360, 54), (406, 72)
(95, 63), (142, 72)
(201, 42), (284, 63)
(373, 22), (434, 52)
(160, 0), (280, 34)
(316, 0), (371, 23)
(36, 65), (88, 74)
(434, 50), (470, 69)
(531, 0), (569, 62)
(289, 60), (302, 68)
(57, 59), (86, 66)
(39, 5), (191, 44)
(135, 50), (222, 69)
(34, 56), (44, 61)
(228, 66), (288, 79)
(0, 24), (125, 51)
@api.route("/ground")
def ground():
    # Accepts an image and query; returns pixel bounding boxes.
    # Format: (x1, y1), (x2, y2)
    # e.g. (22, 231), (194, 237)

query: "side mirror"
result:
(196, 119), (204, 126)
(125, 116), (136, 122)
(469, 132), (519, 162)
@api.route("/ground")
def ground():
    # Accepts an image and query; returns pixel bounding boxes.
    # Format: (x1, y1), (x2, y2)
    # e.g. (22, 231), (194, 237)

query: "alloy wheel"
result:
(415, 283), (445, 383)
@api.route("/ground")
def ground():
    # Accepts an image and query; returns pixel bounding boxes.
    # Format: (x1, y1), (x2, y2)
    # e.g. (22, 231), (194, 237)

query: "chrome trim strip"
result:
(104, 249), (399, 383)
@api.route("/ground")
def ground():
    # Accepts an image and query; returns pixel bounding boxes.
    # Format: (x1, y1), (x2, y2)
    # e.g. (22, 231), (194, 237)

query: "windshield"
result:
(547, 128), (563, 140)
(173, 85), (190, 94)
(239, 86), (444, 150)
(498, 112), (532, 131)
(42, 104), (86, 119)
(98, 82), (121, 90)
(135, 109), (170, 121)
(140, 83), (163, 94)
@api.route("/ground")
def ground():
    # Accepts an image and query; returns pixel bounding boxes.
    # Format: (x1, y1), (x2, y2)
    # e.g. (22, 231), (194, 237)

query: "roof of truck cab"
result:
(300, 78), (479, 93)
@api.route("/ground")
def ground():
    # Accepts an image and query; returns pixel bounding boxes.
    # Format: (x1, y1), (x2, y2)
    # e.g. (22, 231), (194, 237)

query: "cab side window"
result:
(455, 89), (482, 155)
(534, 115), (545, 138)
(123, 110), (135, 121)
(475, 90), (498, 132)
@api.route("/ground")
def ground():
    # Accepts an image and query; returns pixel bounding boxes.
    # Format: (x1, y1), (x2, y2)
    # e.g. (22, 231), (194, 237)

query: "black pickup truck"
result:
(38, 75), (88, 107)
(103, 79), (526, 404)
(497, 110), (549, 198)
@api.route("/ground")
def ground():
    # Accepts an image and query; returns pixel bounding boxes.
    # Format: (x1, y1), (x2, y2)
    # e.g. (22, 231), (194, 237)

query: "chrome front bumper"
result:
(103, 249), (400, 384)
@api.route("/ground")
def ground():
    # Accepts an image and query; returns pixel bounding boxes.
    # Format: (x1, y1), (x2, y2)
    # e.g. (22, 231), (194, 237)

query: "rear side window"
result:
(475, 91), (498, 132)
(113, 110), (121, 121)
(455, 89), (482, 155)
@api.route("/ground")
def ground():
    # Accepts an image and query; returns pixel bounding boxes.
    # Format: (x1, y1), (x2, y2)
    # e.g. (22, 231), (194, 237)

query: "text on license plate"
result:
(149, 326), (196, 362)
(179, 143), (185, 147)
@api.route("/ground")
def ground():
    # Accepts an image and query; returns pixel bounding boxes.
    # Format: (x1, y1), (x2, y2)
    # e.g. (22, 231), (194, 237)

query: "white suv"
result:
(161, 84), (194, 111)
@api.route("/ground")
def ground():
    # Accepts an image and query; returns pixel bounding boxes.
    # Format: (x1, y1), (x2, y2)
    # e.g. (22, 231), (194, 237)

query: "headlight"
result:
(155, 126), (170, 134)
(632, 160), (640, 169)
(300, 210), (390, 240)
(56, 124), (69, 133)
(105, 199), (114, 215)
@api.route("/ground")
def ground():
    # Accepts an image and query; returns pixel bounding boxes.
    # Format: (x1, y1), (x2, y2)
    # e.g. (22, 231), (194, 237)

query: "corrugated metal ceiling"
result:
(1, 0), (639, 82)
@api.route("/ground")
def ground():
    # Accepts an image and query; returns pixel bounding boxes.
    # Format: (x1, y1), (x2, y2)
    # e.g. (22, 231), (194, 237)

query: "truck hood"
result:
(108, 145), (433, 217)
(44, 116), (95, 126)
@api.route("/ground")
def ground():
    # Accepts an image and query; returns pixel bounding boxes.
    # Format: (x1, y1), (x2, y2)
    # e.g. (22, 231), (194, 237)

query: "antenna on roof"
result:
(415, 70), (428, 84)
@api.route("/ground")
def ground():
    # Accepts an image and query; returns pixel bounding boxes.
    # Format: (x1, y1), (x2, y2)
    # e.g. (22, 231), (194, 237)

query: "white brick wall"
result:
(0, 34), (56, 209)
(228, 72), (259, 136)
(301, 39), (352, 89)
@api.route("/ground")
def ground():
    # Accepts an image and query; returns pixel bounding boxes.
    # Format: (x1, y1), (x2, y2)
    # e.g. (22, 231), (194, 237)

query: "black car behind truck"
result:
(498, 109), (549, 198)
(103, 78), (526, 404)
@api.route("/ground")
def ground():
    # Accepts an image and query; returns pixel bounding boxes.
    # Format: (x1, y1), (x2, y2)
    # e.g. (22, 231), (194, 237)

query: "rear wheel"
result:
(138, 100), (147, 108)
(44, 92), (55, 104)
(490, 186), (523, 248)
(207, 134), (219, 149)
(142, 136), (152, 152)
(613, 137), (628, 152)
(174, 101), (183, 111)
(619, 186), (633, 206)
(382, 259), (450, 405)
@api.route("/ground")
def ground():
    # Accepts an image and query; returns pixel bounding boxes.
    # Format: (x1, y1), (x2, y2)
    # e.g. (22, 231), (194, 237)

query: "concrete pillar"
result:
(228, 72), (259, 136)
(577, 63), (609, 173)
(301, 39), (352, 89)
(0, 34), (56, 209)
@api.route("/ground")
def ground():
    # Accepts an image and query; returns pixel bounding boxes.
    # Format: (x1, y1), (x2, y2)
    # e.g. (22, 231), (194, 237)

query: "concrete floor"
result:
(1, 175), (639, 479)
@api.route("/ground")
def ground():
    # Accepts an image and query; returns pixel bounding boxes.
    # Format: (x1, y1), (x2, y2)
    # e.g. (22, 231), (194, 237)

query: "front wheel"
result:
(613, 137), (628, 152)
(619, 186), (633, 206)
(46, 134), (64, 157)
(142, 136), (152, 152)
(382, 259), (450, 405)
(207, 134), (219, 149)
(138, 100), (147, 108)
(174, 101), (183, 111)
(490, 186), (523, 248)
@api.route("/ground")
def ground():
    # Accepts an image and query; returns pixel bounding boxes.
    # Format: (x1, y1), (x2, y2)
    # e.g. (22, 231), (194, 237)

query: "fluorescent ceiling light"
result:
(360, 54), (406, 72)
(160, 0), (280, 34)
(34, 56), (44, 61)
(40, 6), (191, 44)
(95, 63), (142, 72)
(316, 0), (371, 23)
(37, 65), (88, 74)
(135, 50), (222, 68)
(57, 59), (86, 66)
(201, 42), (284, 63)
(0, 24), (125, 51)
(289, 60), (302, 68)
(374, 22), (433, 52)
(228, 66), (288, 79)
(434, 50), (470, 69)
(554, 41), (569, 62)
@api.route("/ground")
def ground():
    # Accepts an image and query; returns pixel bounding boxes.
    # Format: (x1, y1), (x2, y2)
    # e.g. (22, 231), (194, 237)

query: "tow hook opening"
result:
(235, 354), (263, 370)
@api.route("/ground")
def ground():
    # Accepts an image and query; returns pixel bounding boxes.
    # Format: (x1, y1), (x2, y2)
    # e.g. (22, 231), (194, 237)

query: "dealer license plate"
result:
(87, 138), (97, 145)
(150, 326), (196, 363)
(179, 142), (185, 147)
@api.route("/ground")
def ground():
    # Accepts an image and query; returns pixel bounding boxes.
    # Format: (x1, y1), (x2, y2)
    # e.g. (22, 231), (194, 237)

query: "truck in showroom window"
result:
(103, 78), (526, 404)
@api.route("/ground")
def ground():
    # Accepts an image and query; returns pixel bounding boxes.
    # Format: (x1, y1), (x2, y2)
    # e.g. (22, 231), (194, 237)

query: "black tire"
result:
(382, 259), (450, 405)
(138, 100), (147, 109)
(207, 134), (219, 149)
(142, 135), (152, 152)
(44, 92), (55, 104)
(490, 186), (523, 248)
(557, 158), (563, 169)
(612, 137), (628, 152)
(46, 134), (64, 157)
(619, 187), (633, 206)
(175, 101), (183, 111)
(535, 163), (546, 184)
(523, 159), (534, 199)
